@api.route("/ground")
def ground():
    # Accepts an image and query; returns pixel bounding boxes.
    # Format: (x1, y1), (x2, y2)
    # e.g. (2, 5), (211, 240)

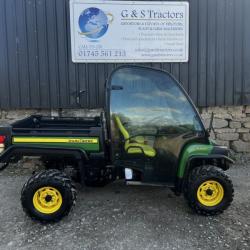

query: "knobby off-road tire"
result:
(21, 169), (77, 222)
(185, 165), (234, 215)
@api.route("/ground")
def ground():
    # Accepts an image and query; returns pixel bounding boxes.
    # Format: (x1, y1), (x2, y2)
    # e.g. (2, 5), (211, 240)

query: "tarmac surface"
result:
(0, 162), (249, 250)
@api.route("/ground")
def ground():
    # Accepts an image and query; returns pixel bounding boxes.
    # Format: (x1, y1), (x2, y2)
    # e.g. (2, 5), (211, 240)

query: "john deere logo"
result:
(78, 7), (113, 39)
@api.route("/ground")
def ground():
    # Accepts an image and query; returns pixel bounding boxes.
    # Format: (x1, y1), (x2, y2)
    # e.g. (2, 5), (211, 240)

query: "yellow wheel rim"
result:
(33, 187), (62, 214)
(197, 180), (224, 207)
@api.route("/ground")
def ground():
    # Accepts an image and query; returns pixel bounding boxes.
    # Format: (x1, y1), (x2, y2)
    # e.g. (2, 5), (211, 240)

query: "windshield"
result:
(110, 67), (203, 136)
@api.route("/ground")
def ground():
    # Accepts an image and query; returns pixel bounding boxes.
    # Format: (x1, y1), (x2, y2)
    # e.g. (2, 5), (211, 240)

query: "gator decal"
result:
(177, 144), (213, 178)
(12, 137), (100, 152)
(13, 138), (98, 144)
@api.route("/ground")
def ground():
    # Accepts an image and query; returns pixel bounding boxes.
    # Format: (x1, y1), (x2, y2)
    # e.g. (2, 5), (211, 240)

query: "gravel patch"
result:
(0, 163), (249, 250)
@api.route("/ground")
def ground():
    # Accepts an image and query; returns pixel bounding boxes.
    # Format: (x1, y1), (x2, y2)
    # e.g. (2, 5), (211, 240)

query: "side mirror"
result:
(206, 112), (215, 137)
(205, 129), (211, 138)
(208, 112), (214, 133)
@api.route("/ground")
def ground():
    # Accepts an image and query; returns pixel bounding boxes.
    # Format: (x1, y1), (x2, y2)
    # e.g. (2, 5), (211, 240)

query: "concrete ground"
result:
(0, 162), (249, 250)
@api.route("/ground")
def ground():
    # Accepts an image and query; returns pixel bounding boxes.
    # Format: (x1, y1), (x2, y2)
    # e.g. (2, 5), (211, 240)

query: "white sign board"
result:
(70, 1), (189, 63)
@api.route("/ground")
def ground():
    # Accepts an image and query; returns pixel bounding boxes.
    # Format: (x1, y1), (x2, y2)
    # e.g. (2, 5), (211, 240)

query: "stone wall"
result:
(200, 106), (250, 153)
(0, 109), (101, 123)
(1, 106), (250, 153)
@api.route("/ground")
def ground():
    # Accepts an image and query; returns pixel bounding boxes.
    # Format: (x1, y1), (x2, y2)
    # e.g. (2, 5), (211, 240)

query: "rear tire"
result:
(185, 165), (234, 215)
(21, 169), (76, 222)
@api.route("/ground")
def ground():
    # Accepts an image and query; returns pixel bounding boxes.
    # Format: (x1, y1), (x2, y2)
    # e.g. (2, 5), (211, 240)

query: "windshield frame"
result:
(105, 65), (206, 136)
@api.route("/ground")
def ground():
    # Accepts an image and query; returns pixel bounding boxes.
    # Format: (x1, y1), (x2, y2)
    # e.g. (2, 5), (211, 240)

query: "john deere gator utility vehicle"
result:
(0, 65), (234, 222)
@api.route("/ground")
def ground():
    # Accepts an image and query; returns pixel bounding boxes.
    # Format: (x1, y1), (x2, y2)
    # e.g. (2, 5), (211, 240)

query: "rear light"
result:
(0, 136), (5, 154)
(0, 136), (6, 143)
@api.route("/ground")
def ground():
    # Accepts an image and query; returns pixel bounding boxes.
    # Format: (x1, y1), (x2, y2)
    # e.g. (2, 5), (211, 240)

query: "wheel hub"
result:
(197, 180), (224, 207)
(33, 187), (62, 214)
(206, 189), (213, 196)
(45, 195), (52, 202)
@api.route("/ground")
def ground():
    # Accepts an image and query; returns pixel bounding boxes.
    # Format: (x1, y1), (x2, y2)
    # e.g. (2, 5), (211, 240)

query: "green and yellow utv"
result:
(0, 65), (234, 222)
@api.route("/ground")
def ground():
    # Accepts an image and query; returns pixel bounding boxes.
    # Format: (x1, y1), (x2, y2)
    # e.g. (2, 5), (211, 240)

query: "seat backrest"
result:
(114, 115), (130, 140)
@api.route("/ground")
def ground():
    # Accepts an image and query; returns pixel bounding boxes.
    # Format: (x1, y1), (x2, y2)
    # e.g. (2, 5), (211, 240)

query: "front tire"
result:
(185, 165), (234, 215)
(21, 169), (76, 222)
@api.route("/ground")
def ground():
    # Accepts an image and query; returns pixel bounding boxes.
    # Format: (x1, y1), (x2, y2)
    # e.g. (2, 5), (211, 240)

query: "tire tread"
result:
(21, 169), (76, 222)
(185, 165), (234, 216)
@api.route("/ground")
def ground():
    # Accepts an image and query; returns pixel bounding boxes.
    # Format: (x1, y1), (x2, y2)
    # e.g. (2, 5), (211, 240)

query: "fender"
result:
(174, 143), (234, 194)
(177, 144), (213, 179)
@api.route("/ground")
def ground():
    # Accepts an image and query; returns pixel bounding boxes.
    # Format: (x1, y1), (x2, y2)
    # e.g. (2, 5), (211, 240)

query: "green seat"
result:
(114, 115), (156, 157)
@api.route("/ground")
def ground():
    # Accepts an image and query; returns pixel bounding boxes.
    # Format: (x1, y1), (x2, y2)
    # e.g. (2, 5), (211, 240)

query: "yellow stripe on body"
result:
(12, 138), (98, 144)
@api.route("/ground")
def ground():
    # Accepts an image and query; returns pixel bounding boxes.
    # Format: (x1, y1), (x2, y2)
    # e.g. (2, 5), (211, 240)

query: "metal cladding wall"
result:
(0, 0), (250, 109)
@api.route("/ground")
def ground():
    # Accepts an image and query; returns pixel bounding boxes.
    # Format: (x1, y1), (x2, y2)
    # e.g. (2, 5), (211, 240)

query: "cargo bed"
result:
(11, 115), (102, 136)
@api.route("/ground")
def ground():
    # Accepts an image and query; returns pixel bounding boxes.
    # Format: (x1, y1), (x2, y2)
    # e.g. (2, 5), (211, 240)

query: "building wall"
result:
(1, 106), (250, 153)
(0, 0), (250, 109)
